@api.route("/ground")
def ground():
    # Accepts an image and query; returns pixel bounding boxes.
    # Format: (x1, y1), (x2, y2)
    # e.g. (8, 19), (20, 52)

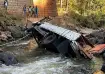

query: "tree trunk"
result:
(66, 0), (68, 12)
(60, 0), (63, 8)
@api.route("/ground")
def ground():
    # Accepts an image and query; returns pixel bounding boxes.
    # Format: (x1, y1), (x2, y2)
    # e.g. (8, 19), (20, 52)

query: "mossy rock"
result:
(8, 26), (25, 38)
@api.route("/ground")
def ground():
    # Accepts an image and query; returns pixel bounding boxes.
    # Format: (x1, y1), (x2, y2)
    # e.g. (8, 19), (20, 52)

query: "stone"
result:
(7, 26), (25, 38)
(86, 30), (105, 44)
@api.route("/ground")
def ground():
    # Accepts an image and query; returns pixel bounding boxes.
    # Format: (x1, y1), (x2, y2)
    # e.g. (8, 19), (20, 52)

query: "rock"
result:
(86, 30), (105, 44)
(88, 38), (97, 44)
(0, 48), (3, 52)
(7, 26), (25, 38)
(0, 52), (18, 66)
(97, 39), (105, 44)
(0, 32), (8, 41)
(0, 31), (13, 41)
(102, 53), (105, 60)
(5, 31), (13, 39)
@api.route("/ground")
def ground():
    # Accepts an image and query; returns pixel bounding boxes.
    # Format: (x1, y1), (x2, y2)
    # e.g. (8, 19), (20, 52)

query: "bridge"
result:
(0, 0), (57, 17)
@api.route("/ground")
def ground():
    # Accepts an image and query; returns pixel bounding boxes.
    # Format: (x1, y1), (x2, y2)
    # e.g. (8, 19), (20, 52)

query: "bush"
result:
(70, 11), (105, 29)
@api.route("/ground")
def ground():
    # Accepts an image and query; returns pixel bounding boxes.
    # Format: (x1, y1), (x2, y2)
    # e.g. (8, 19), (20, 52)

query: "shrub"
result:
(70, 11), (105, 29)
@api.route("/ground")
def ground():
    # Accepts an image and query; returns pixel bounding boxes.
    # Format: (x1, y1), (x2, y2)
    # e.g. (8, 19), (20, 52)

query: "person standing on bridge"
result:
(32, 6), (35, 17)
(35, 6), (38, 18)
(28, 6), (32, 17)
(23, 4), (27, 17)
(4, 0), (8, 10)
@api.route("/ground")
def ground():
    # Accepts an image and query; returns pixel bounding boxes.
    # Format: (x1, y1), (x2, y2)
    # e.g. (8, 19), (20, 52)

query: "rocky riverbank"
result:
(0, 8), (26, 43)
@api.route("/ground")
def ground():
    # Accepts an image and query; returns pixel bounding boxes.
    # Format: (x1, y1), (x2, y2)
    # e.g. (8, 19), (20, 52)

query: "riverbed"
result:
(0, 39), (99, 74)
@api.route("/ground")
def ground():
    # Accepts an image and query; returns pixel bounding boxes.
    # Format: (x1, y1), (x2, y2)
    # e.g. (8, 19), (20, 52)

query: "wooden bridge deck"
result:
(27, 18), (44, 23)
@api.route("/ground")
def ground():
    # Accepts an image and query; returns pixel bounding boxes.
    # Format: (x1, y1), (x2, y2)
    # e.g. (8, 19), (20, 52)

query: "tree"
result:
(60, 0), (63, 8)
(57, 0), (105, 16)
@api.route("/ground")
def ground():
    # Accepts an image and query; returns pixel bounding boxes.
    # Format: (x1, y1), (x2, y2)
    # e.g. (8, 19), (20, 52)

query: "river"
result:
(0, 39), (95, 74)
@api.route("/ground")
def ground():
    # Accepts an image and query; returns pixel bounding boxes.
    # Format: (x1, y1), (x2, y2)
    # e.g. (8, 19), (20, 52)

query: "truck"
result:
(27, 21), (105, 59)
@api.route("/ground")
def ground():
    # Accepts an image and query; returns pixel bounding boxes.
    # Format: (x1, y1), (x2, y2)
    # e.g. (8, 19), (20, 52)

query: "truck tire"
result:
(41, 34), (56, 45)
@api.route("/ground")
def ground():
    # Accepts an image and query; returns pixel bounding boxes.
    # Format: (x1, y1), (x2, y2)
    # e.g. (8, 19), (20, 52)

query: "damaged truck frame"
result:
(27, 21), (105, 59)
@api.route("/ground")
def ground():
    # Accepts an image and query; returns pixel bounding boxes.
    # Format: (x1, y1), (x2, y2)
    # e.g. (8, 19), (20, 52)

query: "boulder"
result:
(86, 30), (105, 44)
(7, 26), (25, 38)
(0, 31), (13, 41)
(0, 52), (18, 66)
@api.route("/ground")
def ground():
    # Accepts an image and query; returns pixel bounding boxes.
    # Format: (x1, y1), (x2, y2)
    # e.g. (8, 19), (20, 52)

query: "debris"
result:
(26, 22), (94, 59)
(26, 18), (105, 60)
(90, 44), (105, 55)
(24, 39), (37, 52)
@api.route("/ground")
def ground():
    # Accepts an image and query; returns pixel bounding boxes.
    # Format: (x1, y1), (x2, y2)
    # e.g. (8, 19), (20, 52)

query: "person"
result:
(28, 6), (32, 17)
(23, 4), (27, 17)
(4, 0), (8, 10)
(35, 6), (38, 18)
(32, 6), (35, 17)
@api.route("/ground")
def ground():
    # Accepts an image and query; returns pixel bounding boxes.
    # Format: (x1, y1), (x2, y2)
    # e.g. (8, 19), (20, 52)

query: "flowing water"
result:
(0, 39), (94, 74)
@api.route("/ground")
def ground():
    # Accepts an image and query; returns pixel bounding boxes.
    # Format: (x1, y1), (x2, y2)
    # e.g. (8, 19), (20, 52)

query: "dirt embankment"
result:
(0, 8), (25, 43)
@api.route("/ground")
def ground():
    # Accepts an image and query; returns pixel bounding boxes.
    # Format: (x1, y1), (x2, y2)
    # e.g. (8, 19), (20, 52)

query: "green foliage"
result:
(68, 0), (105, 16)
(70, 12), (105, 28)
(57, 0), (105, 28)
(57, 8), (64, 16)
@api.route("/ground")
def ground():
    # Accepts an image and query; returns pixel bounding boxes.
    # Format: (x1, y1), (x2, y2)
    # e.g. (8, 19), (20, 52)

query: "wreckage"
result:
(0, 19), (105, 66)
(27, 21), (105, 59)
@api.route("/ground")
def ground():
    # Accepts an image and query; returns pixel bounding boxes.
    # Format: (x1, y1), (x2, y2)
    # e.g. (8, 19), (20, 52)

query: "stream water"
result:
(0, 39), (97, 74)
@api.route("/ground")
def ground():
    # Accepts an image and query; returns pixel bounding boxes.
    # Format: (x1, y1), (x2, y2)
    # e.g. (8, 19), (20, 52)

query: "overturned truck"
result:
(27, 22), (105, 59)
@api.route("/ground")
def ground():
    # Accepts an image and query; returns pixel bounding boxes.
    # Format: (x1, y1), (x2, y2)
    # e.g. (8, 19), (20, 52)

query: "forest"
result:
(57, 0), (105, 28)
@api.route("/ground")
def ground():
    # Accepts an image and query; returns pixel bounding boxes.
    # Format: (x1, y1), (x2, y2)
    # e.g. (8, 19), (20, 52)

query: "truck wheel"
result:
(0, 52), (18, 66)
(41, 34), (56, 45)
